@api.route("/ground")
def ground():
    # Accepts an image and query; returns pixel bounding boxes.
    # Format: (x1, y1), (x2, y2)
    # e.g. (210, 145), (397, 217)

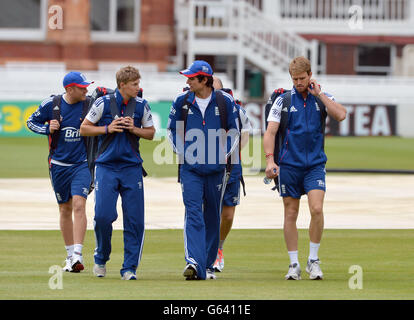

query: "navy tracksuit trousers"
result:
(181, 166), (227, 280)
(93, 164), (145, 276)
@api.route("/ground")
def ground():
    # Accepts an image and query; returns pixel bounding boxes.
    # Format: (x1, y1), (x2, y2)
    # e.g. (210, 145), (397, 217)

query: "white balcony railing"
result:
(279, 0), (409, 21)
(271, 0), (414, 35)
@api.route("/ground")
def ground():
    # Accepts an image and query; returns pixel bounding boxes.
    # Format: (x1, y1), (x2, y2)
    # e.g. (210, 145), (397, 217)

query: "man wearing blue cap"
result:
(167, 60), (240, 280)
(27, 71), (94, 273)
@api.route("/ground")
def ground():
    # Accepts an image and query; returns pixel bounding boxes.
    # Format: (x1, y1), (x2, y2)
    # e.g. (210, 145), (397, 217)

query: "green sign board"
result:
(0, 100), (173, 137)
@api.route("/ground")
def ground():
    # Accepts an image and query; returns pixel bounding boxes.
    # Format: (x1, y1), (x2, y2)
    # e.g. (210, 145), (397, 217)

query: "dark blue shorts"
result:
(222, 180), (240, 207)
(278, 164), (326, 199)
(49, 161), (91, 204)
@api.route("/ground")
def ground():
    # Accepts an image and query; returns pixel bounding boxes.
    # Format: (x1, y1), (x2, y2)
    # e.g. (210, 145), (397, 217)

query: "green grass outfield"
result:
(0, 136), (413, 178)
(0, 229), (413, 300)
(1, 136), (413, 301)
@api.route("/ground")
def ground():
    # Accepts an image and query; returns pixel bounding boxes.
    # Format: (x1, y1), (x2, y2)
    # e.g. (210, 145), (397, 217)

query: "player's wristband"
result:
(265, 153), (273, 159)
(105, 125), (108, 134)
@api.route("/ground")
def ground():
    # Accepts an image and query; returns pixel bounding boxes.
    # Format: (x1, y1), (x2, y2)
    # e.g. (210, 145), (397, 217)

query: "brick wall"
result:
(0, 0), (175, 71)
(325, 44), (356, 75)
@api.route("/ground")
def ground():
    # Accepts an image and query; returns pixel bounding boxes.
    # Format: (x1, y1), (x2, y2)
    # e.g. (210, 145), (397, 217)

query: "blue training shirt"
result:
(167, 89), (240, 176)
(268, 86), (334, 168)
(85, 89), (154, 168)
(27, 96), (87, 164)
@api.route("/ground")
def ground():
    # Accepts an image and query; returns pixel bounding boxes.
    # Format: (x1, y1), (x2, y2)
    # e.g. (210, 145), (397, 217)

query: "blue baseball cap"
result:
(63, 71), (94, 88)
(180, 60), (213, 77)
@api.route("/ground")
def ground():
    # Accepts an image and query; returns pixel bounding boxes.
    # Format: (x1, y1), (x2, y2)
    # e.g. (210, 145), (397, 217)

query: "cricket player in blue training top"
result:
(80, 66), (155, 280)
(167, 60), (240, 280)
(264, 56), (347, 281)
(27, 71), (94, 273)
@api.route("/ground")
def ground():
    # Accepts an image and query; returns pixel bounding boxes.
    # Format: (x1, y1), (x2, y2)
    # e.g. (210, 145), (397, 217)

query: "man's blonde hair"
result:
(289, 56), (311, 76)
(116, 66), (141, 88)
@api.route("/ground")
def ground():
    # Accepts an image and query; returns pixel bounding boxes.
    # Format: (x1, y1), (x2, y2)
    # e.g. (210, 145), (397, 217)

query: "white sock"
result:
(288, 251), (299, 266)
(73, 244), (83, 256)
(219, 240), (225, 250)
(309, 242), (320, 261)
(65, 245), (74, 258)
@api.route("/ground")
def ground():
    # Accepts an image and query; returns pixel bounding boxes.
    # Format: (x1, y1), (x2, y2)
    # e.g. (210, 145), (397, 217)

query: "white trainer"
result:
(121, 271), (137, 280)
(285, 263), (302, 280)
(213, 248), (224, 272)
(93, 264), (106, 278)
(306, 259), (323, 280)
(206, 269), (217, 280)
(70, 253), (84, 273)
(62, 257), (72, 272)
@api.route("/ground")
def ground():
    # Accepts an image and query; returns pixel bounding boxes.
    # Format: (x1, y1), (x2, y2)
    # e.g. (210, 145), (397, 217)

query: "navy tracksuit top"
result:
(94, 89), (148, 167)
(167, 89), (240, 175)
(279, 87), (328, 168)
(27, 96), (87, 164)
